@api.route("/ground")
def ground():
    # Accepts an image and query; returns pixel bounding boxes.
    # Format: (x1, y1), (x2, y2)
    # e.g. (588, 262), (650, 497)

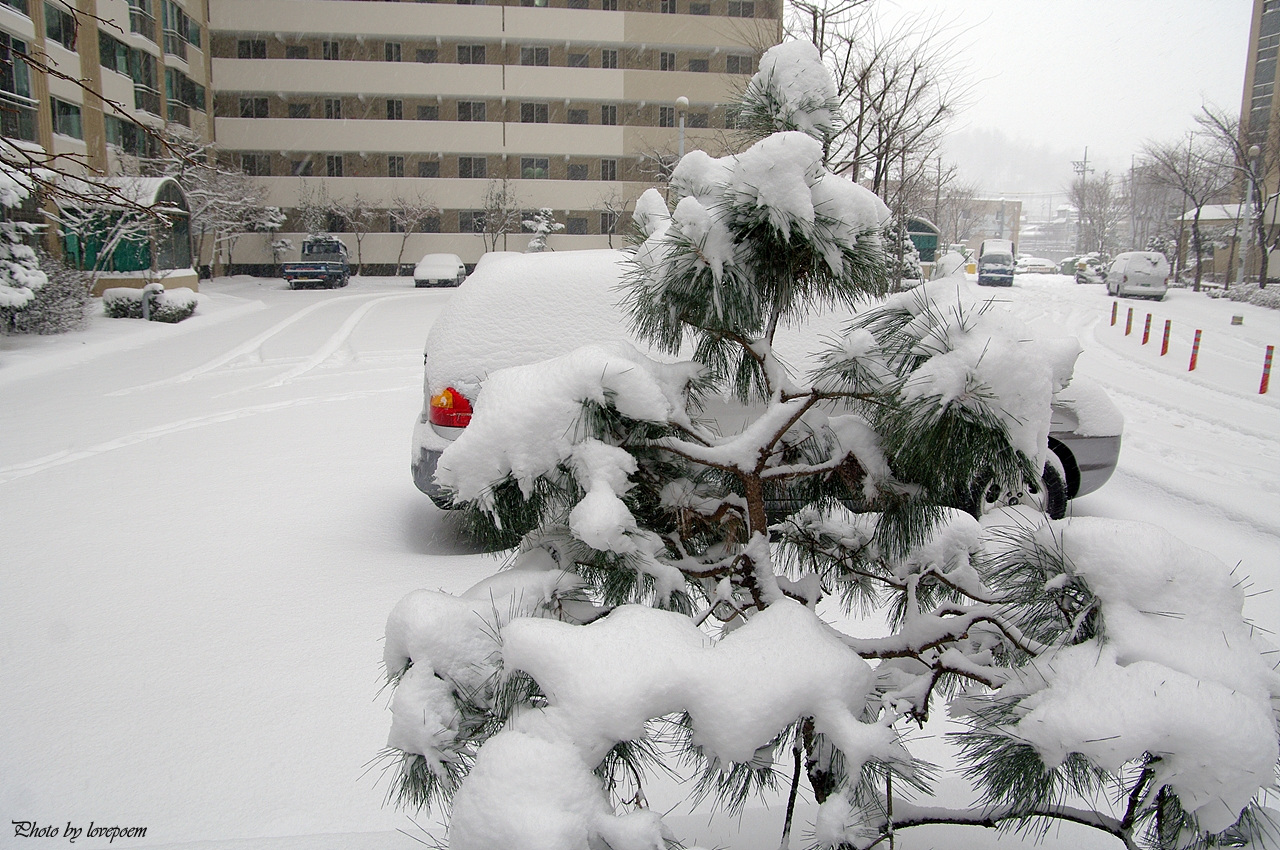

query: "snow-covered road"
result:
(1, 272), (1277, 849)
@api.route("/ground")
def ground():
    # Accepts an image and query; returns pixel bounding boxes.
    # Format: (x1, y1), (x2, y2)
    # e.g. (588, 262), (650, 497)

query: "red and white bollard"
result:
(1262, 345), (1275, 394)
(1125, 307), (1134, 336)
(1160, 319), (1171, 356)
(1111, 301), (1118, 326)
(1189, 329), (1202, 371)
(1142, 313), (1152, 345)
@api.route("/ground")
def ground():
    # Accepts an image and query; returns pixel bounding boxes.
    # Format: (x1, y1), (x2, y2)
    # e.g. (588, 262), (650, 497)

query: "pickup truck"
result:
(283, 236), (350, 289)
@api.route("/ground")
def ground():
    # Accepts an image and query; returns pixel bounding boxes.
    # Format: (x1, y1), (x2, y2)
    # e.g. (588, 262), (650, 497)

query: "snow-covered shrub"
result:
(1, 251), (89, 334)
(380, 41), (1280, 850)
(883, 215), (923, 288)
(522, 208), (563, 253)
(102, 284), (197, 323)
(1227, 282), (1280, 310)
(0, 162), (47, 313)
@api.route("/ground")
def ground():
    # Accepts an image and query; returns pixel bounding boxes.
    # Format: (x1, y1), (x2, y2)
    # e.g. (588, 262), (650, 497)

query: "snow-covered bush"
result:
(102, 284), (197, 323)
(883, 215), (923, 288)
(0, 162), (48, 313)
(1227, 282), (1280, 310)
(1, 251), (89, 335)
(380, 41), (1280, 850)
(522, 207), (564, 253)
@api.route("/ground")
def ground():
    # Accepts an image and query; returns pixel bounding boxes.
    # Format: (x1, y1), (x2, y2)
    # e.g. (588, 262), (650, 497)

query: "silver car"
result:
(1106, 251), (1170, 300)
(412, 251), (1121, 519)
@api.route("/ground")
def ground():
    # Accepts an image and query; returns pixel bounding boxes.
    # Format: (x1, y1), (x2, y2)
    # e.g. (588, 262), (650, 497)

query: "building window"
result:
(240, 153), (271, 176)
(458, 156), (486, 178)
(326, 154), (343, 177)
(385, 41), (402, 61)
(659, 51), (676, 71)
(44, 2), (77, 50)
(422, 215), (441, 233)
(520, 46), (549, 66)
(688, 58), (708, 73)
(324, 98), (342, 119)
(0, 0), (29, 16)
(520, 102), (548, 123)
(457, 44), (485, 64)
(459, 210), (486, 233)
(418, 161), (440, 178)
(239, 97), (268, 118)
(389, 214), (405, 233)
(521, 157), (549, 179)
(724, 106), (740, 128)
(291, 159), (314, 176)
(388, 155), (405, 177)
(416, 48), (438, 63)
(601, 49), (618, 69)
(568, 0), (588, 8)
(600, 104), (617, 125)
(99, 31), (131, 76)
(161, 0), (188, 59)
(285, 45), (308, 59)
(50, 96), (82, 138)
(288, 103), (311, 118)
(457, 100), (485, 121)
(387, 99), (403, 120)
(417, 105), (439, 120)
(568, 52), (588, 68)
(567, 217), (587, 235)
(689, 2), (709, 13)
(568, 109), (588, 125)
(659, 0), (676, 11)
(658, 106), (675, 127)
(687, 111), (708, 128)
(727, 0), (753, 15)
(568, 163), (588, 180)
(601, 212), (618, 233)
(725, 54), (751, 74)
(128, 0), (155, 42)
(237, 38), (266, 59)
(601, 0), (616, 9)
(601, 158), (617, 181)
(322, 40), (339, 60)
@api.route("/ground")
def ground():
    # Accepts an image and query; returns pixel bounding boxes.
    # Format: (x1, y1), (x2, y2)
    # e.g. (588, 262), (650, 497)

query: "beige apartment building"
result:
(207, 0), (781, 270)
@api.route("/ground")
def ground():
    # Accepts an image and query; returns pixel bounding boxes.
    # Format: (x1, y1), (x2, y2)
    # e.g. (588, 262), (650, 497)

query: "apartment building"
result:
(207, 0), (781, 270)
(1, 0), (212, 183)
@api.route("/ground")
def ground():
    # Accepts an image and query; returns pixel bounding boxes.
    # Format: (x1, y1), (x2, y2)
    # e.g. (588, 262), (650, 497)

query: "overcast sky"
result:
(875, 0), (1255, 202)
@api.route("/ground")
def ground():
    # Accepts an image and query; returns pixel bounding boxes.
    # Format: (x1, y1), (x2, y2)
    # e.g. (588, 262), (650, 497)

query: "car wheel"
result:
(968, 457), (1068, 520)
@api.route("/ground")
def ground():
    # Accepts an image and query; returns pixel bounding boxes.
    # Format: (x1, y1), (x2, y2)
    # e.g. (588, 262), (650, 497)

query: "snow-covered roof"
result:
(57, 175), (189, 212)
(1178, 203), (1243, 223)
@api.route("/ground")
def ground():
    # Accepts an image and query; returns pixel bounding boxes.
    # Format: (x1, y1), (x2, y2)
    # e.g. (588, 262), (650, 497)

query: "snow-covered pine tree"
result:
(380, 41), (1280, 850)
(0, 161), (48, 320)
(522, 207), (564, 253)
(883, 215), (923, 290)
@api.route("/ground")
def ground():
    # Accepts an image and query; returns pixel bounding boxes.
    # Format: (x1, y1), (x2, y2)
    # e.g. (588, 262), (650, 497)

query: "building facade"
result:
(207, 0), (782, 270)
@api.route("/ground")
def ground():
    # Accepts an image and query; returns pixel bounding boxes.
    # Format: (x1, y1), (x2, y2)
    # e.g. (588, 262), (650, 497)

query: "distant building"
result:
(961, 198), (1022, 255)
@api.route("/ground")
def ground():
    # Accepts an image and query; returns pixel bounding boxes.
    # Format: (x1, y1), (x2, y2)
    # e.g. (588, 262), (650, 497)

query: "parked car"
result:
(1058, 256), (1080, 276)
(411, 250), (1121, 520)
(1075, 254), (1107, 285)
(977, 239), (1016, 286)
(1015, 256), (1057, 274)
(282, 236), (349, 289)
(1106, 251), (1170, 301)
(414, 253), (467, 288)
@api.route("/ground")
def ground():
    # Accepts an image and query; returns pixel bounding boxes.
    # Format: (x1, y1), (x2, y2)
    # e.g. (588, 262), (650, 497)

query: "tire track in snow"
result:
(0, 385), (413, 486)
(229, 292), (424, 392)
(107, 291), (403, 395)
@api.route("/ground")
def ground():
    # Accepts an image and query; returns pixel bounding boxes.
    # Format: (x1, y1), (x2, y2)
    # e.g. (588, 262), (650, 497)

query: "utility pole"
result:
(1071, 147), (1094, 252)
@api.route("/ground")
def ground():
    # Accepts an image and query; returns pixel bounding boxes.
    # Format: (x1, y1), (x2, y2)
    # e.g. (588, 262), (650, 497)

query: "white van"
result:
(1106, 251), (1170, 301)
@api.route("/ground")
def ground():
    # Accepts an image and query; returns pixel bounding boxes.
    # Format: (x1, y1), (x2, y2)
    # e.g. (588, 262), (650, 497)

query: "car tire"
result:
(968, 457), (1068, 520)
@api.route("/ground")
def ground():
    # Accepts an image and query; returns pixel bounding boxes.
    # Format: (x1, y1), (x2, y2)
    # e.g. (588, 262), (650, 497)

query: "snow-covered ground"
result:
(1, 271), (1277, 849)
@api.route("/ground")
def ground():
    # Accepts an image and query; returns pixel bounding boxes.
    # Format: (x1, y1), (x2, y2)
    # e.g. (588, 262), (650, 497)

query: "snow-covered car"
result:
(1058, 256), (1080, 276)
(1015, 256), (1057, 274)
(1106, 251), (1170, 301)
(412, 250), (1122, 519)
(414, 253), (467, 288)
(1075, 254), (1107, 285)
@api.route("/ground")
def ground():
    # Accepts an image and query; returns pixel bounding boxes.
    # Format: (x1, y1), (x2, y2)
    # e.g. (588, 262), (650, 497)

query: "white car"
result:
(1015, 256), (1057, 274)
(412, 251), (1122, 519)
(414, 253), (467, 288)
(1106, 251), (1170, 300)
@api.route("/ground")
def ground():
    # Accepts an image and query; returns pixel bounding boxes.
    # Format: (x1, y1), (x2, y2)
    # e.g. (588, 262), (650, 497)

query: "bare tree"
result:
(595, 190), (633, 249)
(1197, 104), (1276, 286)
(326, 193), (377, 275)
(1068, 171), (1126, 256)
(295, 181), (335, 237)
(480, 178), (522, 254)
(1142, 131), (1233, 291)
(388, 192), (441, 274)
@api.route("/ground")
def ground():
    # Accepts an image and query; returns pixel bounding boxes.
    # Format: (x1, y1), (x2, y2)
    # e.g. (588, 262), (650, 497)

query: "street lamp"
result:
(1242, 143), (1261, 285)
(676, 95), (689, 159)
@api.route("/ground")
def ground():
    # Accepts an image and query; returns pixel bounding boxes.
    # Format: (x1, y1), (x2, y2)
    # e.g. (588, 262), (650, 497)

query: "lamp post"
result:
(676, 95), (689, 159)
(1242, 144), (1261, 285)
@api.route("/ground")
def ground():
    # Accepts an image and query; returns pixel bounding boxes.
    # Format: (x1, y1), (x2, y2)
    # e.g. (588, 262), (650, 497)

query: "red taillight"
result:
(429, 387), (473, 428)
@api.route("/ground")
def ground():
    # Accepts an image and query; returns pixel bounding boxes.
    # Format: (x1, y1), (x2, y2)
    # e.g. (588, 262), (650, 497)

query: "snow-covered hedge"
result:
(1226, 282), (1280, 310)
(102, 284), (197, 323)
(1, 251), (89, 335)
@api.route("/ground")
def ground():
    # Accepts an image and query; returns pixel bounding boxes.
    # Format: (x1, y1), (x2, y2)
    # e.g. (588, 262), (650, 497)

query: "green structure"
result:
(61, 177), (191, 274)
(906, 216), (940, 263)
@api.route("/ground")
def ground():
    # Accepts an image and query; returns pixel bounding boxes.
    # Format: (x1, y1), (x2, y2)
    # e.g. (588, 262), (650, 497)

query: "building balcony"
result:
(0, 90), (37, 142)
